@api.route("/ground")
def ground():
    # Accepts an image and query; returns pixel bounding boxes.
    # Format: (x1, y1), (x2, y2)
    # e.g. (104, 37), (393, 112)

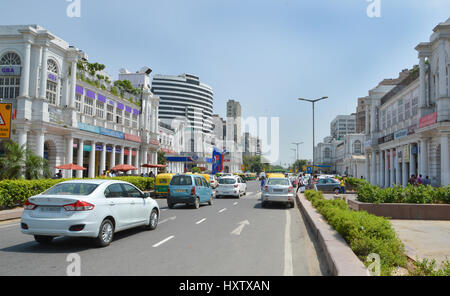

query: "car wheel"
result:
(34, 235), (54, 245)
(94, 219), (114, 248)
(194, 197), (200, 209)
(290, 202), (295, 208)
(145, 208), (159, 230)
(208, 195), (213, 205)
(262, 201), (267, 208)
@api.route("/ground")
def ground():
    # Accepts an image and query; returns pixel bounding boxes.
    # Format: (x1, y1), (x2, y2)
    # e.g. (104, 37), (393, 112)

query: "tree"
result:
(157, 150), (167, 173)
(0, 141), (51, 180)
(290, 159), (308, 173)
(192, 167), (202, 174)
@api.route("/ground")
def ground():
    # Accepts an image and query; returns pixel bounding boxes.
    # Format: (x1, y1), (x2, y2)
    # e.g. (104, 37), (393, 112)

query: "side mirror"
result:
(143, 192), (150, 198)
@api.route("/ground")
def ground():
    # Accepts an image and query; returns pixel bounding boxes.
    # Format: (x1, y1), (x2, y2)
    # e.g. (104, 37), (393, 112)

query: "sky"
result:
(1, 0), (450, 166)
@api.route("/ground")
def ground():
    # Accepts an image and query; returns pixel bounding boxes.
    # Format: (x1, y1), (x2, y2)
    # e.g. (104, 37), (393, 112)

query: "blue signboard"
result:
(99, 127), (124, 139)
(306, 167), (312, 174)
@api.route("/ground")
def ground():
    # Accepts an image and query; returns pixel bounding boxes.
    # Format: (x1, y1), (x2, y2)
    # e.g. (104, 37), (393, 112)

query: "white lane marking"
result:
(196, 218), (207, 224)
(0, 222), (20, 229)
(231, 220), (250, 235)
(152, 235), (175, 248)
(283, 210), (294, 276)
(233, 202), (238, 206)
(159, 216), (176, 224)
(218, 208), (227, 213)
(161, 209), (168, 212)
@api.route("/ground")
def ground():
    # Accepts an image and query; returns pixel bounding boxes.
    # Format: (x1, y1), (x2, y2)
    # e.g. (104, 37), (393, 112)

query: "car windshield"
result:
(170, 175), (193, 185)
(268, 179), (290, 186)
(43, 183), (99, 196)
(219, 178), (236, 184)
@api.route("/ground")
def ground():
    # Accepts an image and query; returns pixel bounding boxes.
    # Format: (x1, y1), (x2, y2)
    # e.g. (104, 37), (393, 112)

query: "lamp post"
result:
(298, 97), (328, 175)
(292, 142), (303, 162)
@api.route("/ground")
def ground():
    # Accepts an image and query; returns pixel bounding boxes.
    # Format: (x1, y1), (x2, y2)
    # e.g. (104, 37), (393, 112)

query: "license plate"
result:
(40, 206), (61, 212)
(273, 189), (283, 192)
(175, 190), (185, 193)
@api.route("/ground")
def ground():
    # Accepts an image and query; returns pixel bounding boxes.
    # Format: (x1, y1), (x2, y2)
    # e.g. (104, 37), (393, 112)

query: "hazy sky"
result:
(2, 0), (449, 166)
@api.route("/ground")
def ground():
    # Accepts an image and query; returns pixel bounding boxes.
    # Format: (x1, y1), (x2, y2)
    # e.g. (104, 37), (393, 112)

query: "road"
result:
(0, 181), (328, 276)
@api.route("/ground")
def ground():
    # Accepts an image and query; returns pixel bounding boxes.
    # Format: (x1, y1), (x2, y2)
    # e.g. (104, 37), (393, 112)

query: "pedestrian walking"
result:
(339, 176), (346, 194)
(416, 174), (424, 186)
(409, 175), (416, 185)
(424, 176), (432, 186)
(260, 176), (266, 192)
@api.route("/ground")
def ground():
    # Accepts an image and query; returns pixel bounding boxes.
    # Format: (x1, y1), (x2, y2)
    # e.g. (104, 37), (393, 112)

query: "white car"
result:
(262, 178), (295, 208)
(215, 176), (247, 198)
(209, 175), (219, 189)
(21, 180), (160, 247)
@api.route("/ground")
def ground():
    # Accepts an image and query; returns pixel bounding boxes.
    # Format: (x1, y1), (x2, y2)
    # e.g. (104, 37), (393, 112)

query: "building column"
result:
(390, 149), (395, 187)
(99, 143), (106, 176)
(69, 59), (77, 109)
(19, 41), (31, 97)
(34, 128), (45, 159)
(39, 43), (49, 99)
(88, 141), (96, 179)
(379, 150), (384, 188)
(120, 146), (125, 164)
(127, 148), (132, 165)
(440, 132), (450, 186)
(410, 143), (417, 179)
(419, 139), (429, 178)
(365, 150), (370, 181)
(402, 148), (408, 187)
(65, 136), (74, 178)
(134, 149), (140, 174)
(384, 149), (389, 188)
(17, 128), (28, 149)
(76, 139), (84, 178)
(395, 148), (401, 185)
(365, 107), (370, 134)
(110, 145), (116, 171)
(418, 56), (427, 113)
(371, 150), (377, 185)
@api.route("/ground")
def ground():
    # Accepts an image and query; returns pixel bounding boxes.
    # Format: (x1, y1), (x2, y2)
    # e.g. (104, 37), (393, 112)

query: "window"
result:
(412, 96), (418, 116)
(353, 140), (362, 154)
(44, 183), (98, 195)
(132, 113), (138, 129)
(107, 104), (114, 121)
(404, 100), (411, 119)
(75, 94), (82, 112)
(397, 99), (404, 122)
(323, 147), (331, 159)
(170, 175), (192, 185)
(0, 52), (21, 99)
(122, 184), (142, 198)
(382, 110), (386, 130)
(124, 109), (131, 127)
(392, 106), (397, 125)
(387, 110), (391, 126)
(116, 108), (122, 124)
(96, 100), (104, 119)
(104, 184), (125, 198)
(83, 96), (94, 116)
(46, 59), (59, 105)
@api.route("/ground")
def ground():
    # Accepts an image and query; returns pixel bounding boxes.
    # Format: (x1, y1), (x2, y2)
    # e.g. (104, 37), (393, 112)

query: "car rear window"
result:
(43, 183), (99, 195)
(268, 179), (290, 186)
(219, 178), (236, 184)
(170, 175), (193, 186)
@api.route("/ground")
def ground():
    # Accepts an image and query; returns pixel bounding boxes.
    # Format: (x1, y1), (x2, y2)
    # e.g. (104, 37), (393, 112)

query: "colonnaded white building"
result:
(0, 25), (161, 178)
(364, 18), (450, 187)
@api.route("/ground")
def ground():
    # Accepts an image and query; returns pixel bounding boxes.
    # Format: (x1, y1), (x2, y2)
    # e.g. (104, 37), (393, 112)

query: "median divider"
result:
(295, 192), (368, 276)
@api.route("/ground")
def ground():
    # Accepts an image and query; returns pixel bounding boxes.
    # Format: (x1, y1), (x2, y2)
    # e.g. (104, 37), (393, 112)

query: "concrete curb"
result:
(0, 208), (23, 222)
(296, 193), (369, 276)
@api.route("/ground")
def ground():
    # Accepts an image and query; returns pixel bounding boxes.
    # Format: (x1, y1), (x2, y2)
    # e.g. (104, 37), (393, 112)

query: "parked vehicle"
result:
(315, 178), (341, 193)
(216, 176), (247, 198)
(209, 175), (219, 189)
(261, 177), (295, 208)
(20, 180), (159, 247)
(167, 174), (213, 209)
(155, 173), (174, 197)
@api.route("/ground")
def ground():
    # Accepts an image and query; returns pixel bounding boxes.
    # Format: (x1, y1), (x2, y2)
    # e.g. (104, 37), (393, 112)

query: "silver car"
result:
(261, 178), (295, 208)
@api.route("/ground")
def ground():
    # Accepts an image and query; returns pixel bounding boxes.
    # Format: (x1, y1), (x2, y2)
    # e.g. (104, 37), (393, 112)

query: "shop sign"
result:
(124, 133), (141, 143)
(78, 122), (100, 134)
(403, 145), (410, 163)
(407, 123), (417, 135)
(394, 128), (407, 140)
(383, 133), (394, 143)
(419, 112), (437, 129)
(0, 66), (21, 76)
(99, 127), (124, 139)
(378, 137), (384, 144)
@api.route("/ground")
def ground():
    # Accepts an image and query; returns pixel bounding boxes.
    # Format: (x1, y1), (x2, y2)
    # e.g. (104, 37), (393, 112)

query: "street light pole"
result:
(298, 97), (328, 175)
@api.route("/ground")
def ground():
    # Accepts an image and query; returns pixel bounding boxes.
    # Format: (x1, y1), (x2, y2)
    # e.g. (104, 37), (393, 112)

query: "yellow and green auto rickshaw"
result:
(155, 173), (175, 197)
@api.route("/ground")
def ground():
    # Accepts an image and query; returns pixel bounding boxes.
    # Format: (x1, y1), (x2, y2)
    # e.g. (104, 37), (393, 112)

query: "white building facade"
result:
(0, 25), (161, 178)
(364, 18), (450, 187)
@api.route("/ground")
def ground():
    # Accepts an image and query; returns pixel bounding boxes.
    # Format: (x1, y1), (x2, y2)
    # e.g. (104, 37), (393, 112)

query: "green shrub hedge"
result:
(304, 190), (407, 276)
(356, 183), (450, 204)
(345, 177), (369, 191)
(0, 177), (155, 209)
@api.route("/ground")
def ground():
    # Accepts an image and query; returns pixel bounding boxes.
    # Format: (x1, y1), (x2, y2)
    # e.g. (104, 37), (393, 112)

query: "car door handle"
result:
(109, 202), (116, 206)
(131, 201), (136, 205)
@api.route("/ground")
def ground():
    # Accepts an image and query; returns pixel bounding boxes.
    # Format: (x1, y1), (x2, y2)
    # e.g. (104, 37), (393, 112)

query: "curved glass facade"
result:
(152, 74), (213, 134)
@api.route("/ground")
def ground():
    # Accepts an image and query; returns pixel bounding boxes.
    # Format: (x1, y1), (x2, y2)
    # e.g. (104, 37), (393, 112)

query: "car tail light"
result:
(63, 200), (95, 211)
(191, 186), (196, 196)
(234, 184), (238, 188)
(263, 186), (268, 191)
(167, 188), (170, 195)
(24, 199), (37, 210)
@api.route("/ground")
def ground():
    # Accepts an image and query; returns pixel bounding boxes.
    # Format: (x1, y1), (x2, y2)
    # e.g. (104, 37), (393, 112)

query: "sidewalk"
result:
(323, 193), (450, 265)
(0, 208), (23, 221)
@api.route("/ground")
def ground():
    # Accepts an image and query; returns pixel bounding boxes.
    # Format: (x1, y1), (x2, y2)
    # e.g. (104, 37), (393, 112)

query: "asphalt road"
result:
(0, 181), (328, 276)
